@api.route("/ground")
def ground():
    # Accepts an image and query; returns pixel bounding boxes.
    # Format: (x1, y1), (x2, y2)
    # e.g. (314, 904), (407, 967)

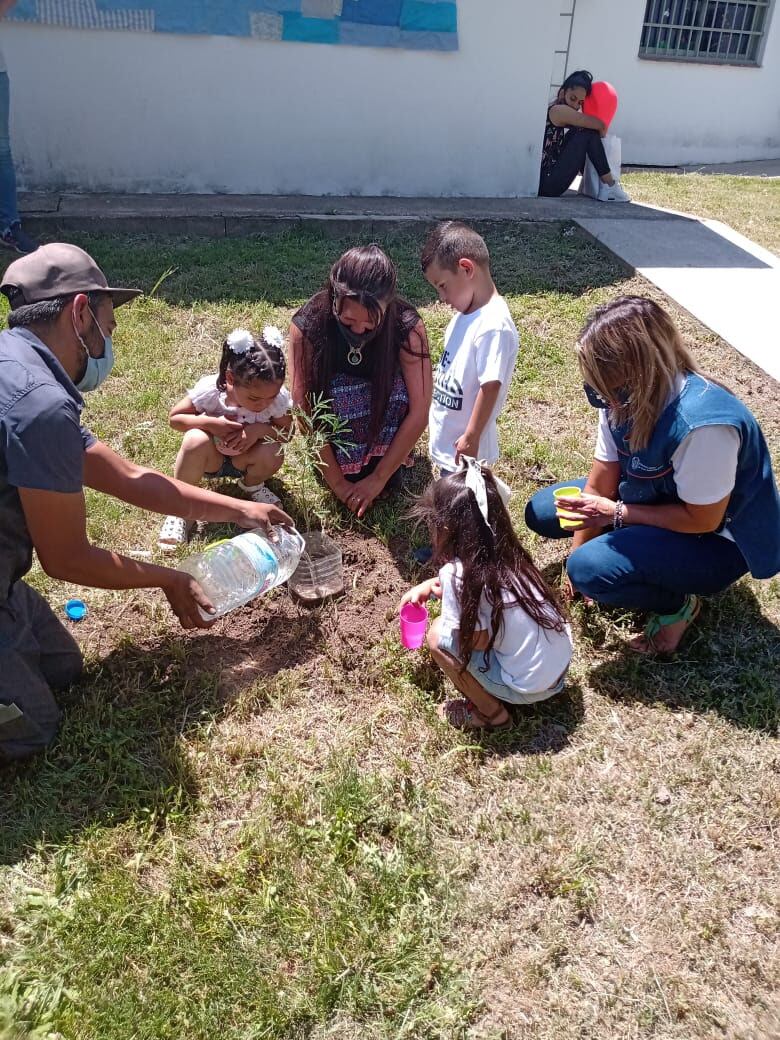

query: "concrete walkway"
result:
(19, 189), (779, 381)
(577, 210), (780, 382)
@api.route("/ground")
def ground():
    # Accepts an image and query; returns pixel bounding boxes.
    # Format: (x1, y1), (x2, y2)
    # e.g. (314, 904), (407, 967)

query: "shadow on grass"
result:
(0, 610), (323, 866)
(406, 654), (585, 757)
(492, 683), (585, 756)
(21, 225), (626, 312)
(587, 583), (779, 734)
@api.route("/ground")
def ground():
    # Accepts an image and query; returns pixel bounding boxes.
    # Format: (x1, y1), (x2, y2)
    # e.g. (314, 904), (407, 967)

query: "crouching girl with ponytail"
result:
(400, 460), (573, 731)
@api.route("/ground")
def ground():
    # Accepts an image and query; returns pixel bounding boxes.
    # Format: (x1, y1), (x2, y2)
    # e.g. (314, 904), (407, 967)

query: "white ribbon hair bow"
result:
(226, 328), (254, 356)
(460, 456), (512, 526)
(262, 325), (284, 351)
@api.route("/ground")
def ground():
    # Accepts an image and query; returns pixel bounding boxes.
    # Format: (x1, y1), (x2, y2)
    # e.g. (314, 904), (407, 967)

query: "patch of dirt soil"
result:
(75, 527), (415, 699)
(194, 526), (412, 692)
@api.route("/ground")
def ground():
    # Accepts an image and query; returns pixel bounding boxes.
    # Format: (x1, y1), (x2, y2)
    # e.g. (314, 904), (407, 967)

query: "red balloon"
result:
(582, 81), (618, 129)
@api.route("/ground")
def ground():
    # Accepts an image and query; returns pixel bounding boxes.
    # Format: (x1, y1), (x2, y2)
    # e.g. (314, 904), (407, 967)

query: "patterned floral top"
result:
(541, 106), (567, 177)
(291, 293), (423, 475)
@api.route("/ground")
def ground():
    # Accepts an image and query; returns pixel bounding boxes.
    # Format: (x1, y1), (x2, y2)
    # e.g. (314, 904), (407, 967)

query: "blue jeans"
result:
(525, 479), (749, 615)
(0, 71), (19, 231)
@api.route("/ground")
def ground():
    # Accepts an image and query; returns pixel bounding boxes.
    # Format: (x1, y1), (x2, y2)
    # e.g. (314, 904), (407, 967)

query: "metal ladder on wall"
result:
(549, 0), (578, 97)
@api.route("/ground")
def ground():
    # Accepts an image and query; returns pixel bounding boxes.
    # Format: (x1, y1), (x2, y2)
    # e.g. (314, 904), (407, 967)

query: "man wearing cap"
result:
(0, 243), (292, 763)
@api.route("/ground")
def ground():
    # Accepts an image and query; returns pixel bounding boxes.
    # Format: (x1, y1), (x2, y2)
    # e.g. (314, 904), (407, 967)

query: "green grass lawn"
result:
(622, 170), (780, 256)
(1, 226), (778, 1040)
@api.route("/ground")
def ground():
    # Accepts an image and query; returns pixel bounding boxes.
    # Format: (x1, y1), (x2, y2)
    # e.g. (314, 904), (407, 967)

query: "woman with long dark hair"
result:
(288, 245), (432, 517)
(401, 461), (572, 731)
(524, 296), (780, 655)
(539, 69), (630, 202)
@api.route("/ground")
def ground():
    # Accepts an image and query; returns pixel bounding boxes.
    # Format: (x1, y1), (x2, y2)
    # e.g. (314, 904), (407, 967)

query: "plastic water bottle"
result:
(179, 525), (305, 620)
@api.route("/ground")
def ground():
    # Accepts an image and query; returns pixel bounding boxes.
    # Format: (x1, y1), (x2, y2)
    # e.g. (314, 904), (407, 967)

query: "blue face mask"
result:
(74, 307), (114, 392)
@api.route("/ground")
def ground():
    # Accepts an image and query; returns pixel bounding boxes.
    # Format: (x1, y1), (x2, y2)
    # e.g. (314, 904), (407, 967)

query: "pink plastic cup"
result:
(400, 601), (428, 650)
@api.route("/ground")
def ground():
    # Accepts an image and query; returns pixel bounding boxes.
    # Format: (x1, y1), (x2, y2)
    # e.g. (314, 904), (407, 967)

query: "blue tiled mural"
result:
(9, 1), (458, 50)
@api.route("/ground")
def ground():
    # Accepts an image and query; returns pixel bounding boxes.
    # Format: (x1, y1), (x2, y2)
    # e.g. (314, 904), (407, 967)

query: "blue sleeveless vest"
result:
(608, 372), (780, 579)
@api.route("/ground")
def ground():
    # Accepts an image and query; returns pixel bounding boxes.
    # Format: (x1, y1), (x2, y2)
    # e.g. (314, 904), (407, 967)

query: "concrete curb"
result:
(19, 192), (681, 238)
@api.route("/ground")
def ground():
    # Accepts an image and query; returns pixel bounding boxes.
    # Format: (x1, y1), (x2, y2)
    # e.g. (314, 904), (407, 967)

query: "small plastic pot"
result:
(288, 531), (344, 603)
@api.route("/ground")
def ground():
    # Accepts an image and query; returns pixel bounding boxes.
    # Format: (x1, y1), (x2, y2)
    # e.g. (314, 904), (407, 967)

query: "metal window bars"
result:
(639, 0), (771, 64)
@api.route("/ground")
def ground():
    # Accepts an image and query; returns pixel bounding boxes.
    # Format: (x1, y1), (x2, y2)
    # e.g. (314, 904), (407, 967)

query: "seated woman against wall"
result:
(539, 69), (630, 203)
(288, 245), (432, 518)
(524, 296), (780, 655)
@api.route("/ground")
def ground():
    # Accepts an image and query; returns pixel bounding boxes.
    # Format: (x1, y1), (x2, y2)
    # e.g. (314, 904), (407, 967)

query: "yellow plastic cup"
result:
(553, 486), (583, 530)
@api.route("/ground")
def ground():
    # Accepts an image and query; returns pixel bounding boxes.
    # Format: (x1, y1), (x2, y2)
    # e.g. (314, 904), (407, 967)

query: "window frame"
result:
(638, 0), (776, 67)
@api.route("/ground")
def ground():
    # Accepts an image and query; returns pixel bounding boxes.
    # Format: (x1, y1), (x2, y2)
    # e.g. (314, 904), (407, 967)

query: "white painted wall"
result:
(5, 1), (559, 197)
(550, 0), (577, 94)
(567, 0), (780, 165)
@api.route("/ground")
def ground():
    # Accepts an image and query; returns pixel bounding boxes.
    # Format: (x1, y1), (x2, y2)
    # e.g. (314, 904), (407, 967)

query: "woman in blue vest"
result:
(525, 296), (780, 655)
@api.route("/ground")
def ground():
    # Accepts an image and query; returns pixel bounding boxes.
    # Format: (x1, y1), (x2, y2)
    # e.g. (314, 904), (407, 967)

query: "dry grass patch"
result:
(622, 171), (780, 256)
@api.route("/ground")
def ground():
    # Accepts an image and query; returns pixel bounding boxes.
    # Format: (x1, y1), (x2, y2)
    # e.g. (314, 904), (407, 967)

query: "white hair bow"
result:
(460, 456), (512, 526)
(263, 325), (284, 351)
(226, 328), (254, 356)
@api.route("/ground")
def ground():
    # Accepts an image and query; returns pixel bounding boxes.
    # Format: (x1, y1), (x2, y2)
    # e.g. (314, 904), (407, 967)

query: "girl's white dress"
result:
(438, 559), (572, 699)
(188, 373), (291, 424)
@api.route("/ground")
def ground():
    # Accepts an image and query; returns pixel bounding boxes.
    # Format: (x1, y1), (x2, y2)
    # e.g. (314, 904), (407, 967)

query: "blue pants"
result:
(0, 72), (18, 231)
(525, 479), (749, 615)
(1, 581), (83, 762)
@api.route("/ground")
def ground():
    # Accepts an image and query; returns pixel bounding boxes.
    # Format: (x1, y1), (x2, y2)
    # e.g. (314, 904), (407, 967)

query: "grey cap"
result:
(0, 243), (141, 309)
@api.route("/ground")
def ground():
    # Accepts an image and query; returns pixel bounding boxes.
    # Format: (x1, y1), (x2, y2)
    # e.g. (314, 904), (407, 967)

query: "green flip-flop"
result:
(631, 594), (701, 656)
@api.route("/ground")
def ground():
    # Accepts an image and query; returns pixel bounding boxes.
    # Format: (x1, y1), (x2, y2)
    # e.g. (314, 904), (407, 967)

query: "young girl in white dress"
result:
(401, 460), (572, 730)
(158, 326), (292, 550)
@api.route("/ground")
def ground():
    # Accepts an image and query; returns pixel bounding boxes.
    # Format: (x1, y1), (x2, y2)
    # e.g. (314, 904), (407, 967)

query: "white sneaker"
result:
(597, 180), (631, 203)
(158, 515), (193, 552)
(238, 481), (281, 506)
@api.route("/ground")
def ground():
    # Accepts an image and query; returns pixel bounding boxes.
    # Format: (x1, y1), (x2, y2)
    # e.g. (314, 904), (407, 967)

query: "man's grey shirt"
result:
(0, 327), (95, 601)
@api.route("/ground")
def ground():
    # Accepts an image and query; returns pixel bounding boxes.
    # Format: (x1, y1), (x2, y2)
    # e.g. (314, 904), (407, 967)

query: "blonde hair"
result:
(576, 296), (700, 451)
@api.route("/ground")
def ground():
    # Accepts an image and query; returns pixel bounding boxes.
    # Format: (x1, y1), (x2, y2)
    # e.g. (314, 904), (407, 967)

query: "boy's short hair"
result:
(420, 221), (490, 274)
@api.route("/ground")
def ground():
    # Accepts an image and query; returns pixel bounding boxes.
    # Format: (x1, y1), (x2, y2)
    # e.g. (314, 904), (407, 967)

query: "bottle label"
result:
(235, 531), (278, 579)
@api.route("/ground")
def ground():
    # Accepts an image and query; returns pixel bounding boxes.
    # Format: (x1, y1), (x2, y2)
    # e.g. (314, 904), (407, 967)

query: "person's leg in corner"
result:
(0, 72), (19, 235)
(524, 478), (588, 539)
(0, 71), (38, 255)
(29, 582), (84, 693)
(0, 582), (83, 763)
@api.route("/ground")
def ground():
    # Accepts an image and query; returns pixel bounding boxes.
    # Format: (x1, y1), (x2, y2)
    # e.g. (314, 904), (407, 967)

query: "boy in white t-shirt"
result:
(421, 222), (519, 475)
